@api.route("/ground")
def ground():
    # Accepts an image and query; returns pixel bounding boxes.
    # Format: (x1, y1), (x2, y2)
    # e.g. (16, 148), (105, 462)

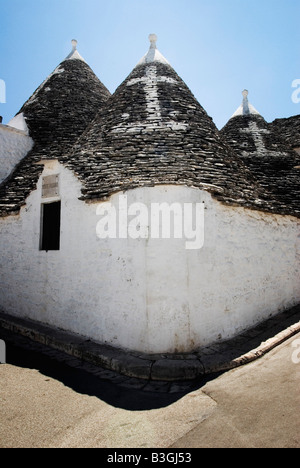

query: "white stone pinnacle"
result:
(136, 34), (170, 67)
(149, 34), (158, 48)
(231, 89), (260, 118)
(71, 39), (78, 50)
(65, 39), (85, 62)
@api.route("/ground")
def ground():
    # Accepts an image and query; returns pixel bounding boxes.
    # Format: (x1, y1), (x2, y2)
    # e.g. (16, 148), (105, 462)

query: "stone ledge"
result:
(0, 306), (299, 382)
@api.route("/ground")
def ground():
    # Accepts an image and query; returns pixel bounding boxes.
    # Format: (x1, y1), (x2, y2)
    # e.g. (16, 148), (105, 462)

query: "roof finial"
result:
(242, 89), (250, 115)
(149, 34), (157, 49)
(136, 34), (170, 66)
(230, 89), (261, 119)
(65, 39), (85, 62)
(71, 39), (78, 50)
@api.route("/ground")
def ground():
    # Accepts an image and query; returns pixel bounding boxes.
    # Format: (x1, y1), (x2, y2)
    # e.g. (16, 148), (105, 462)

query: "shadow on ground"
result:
(3, 335), (216, 412)
(2, 305), (299, 411)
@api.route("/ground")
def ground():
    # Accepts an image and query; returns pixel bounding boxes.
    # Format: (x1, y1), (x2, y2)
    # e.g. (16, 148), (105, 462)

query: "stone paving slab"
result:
(0, 305), (300, 384)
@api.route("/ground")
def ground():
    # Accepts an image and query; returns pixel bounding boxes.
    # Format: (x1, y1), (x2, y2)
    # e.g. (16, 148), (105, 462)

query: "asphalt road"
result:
(0, 333), (299, 448)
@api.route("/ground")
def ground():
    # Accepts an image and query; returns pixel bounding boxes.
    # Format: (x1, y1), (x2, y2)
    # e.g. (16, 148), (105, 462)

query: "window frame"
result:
(40, 200), (62, 252)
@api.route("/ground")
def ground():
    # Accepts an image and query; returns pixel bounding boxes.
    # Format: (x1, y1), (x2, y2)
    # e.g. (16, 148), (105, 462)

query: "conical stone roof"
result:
(221, 91), (300, 217)
(0, 41), (111, 216)
(18, 39), (111, 156)
(68, 36), (275, 213)
(1, 37), (297, 218)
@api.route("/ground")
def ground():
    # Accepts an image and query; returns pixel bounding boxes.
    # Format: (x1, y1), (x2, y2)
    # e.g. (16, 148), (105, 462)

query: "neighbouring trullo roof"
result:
(220, 90), (300, 217)
(271, 114), (300, 150)
(0, 40), (111, 215)
(0, 36), (299, 218)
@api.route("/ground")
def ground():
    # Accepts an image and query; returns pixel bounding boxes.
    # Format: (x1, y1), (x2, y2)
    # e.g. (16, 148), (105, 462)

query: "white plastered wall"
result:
(0, 160), (299, 354)
(0, 124), (33, 183)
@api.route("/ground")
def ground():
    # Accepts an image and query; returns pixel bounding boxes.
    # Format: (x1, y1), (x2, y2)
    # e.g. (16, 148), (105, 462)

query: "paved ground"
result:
(0, 331), (299, 448)
(171, 332), (300, 448)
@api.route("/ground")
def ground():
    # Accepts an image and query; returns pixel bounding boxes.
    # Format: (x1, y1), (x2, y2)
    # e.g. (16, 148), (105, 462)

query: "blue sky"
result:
(0, 0), (299, 129)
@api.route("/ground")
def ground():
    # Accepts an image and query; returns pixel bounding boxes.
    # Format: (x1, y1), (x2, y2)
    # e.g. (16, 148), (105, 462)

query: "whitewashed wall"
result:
(0, 124), (33, 183)
(0, 160), (299, 354)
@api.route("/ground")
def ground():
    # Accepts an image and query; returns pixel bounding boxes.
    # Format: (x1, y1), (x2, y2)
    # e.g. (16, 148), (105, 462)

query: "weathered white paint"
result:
(0, 124), (33, 183)
(0, 161), (299, 354)
(240, 121), (271, 154)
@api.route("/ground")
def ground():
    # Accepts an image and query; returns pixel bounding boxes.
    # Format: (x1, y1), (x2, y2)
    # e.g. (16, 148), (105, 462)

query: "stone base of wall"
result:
(0, 306), (299, 382)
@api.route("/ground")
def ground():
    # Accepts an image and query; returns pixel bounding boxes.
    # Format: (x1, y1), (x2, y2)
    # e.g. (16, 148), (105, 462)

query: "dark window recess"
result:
(41, 201), (61, 251)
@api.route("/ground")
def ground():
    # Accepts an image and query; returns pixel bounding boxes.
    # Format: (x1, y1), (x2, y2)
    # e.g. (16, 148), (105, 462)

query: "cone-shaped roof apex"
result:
(17, 39), (110, 152)
(0, 40), (111, 216)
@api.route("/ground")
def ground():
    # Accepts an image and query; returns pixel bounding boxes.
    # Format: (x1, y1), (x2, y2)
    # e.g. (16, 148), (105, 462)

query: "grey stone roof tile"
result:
(0, 38), (299, 219)
(271, 114), (300, 149)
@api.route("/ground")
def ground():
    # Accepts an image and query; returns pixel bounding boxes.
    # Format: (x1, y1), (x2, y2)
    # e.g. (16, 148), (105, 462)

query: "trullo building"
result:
(0, 36), (299, 359)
